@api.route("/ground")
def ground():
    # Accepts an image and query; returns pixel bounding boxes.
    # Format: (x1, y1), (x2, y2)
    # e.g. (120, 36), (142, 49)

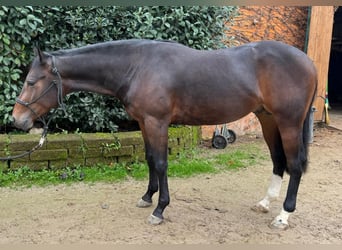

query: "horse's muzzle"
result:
(12, 114), (34, 131)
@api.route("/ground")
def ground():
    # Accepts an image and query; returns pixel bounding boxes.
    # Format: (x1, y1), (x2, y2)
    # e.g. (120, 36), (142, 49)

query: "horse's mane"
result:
(49, 39), (181, 56)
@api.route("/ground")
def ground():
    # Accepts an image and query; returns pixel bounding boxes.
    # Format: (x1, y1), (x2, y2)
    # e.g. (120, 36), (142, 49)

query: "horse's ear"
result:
(34, 45), (47, 64)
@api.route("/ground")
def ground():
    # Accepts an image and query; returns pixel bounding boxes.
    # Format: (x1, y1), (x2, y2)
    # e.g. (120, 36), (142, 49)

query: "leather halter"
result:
(0, 56), (65, 161)
(16, 55), (65, 114)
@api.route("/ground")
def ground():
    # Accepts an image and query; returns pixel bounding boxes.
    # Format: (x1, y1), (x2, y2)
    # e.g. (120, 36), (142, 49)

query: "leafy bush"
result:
(0, 7), (45, 132)
(0, 6), (238, 133)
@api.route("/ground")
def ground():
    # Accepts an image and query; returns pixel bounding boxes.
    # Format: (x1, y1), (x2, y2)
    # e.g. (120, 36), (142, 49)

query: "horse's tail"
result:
(301, 78), (318, 173)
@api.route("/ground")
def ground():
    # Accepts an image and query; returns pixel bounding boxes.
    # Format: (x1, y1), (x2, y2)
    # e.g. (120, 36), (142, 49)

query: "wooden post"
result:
(306, 6), (334, 121)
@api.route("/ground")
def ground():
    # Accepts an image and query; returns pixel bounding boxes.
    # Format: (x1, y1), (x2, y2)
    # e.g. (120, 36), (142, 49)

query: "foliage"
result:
(0, 6), (238, 133)
(0, 7), (44, 132)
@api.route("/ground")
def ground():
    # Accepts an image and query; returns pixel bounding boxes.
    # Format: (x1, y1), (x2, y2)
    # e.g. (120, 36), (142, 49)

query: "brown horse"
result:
(12, 39), (317, 229)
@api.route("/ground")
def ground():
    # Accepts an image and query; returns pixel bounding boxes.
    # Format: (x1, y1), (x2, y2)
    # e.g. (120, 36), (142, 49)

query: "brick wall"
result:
(201, 6), (309, 140)
(201, 113), (262, 140)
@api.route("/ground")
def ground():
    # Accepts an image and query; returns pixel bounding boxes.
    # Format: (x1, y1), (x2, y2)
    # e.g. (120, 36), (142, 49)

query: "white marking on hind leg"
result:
(252, 174), (282, 213)
(270, 208), (291, 230)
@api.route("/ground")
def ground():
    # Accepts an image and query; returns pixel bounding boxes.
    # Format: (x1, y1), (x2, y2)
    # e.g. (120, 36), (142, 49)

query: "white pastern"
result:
(253, 174), (283, 213)
(267, 174), (283, 199)
(270, 208), (291, 230)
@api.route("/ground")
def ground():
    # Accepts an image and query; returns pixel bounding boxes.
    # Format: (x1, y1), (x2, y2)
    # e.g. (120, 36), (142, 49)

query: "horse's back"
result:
(122, 40), (317, 126)
(129, 42), (262, 125)
(169, 41), (316, 125)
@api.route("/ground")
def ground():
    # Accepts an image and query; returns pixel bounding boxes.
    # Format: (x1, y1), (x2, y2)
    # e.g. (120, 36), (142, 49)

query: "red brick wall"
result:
(201, 114), (262, 140)
(225, 6), (308, 49)
(200, 6), (308, 140)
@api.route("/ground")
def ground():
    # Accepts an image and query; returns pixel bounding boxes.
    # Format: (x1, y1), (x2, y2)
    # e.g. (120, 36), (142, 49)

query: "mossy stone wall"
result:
(0, 126), (200, 171)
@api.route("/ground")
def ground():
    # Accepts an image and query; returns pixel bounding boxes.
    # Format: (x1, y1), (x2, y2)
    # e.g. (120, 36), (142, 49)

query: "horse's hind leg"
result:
(253, 112), (287, 214)
(270, 124), (307, 229)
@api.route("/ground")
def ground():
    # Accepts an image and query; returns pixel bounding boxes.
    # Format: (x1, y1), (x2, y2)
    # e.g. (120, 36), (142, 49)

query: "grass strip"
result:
(0, 142), (266, 188)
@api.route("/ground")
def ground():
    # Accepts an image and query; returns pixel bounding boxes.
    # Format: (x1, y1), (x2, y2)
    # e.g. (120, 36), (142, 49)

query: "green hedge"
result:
(0, 6), (238, 133)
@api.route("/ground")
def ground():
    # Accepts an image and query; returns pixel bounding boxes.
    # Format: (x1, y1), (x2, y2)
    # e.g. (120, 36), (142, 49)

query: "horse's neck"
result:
(57, 51), (134, 98)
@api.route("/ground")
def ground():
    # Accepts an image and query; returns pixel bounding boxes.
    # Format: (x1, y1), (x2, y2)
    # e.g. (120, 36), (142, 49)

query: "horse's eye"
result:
(27, 80), (36, 86)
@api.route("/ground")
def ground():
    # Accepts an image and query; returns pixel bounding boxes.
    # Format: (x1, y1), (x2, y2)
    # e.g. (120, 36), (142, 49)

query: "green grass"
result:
(0, 142), (266, 188)
(214, 144), (267, 170)
(169, 156), (217, 178)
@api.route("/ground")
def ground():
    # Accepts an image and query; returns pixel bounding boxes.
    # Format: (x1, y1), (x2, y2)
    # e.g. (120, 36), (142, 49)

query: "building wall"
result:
(201, 6), (309, 139)
(307, 6), (335, 121)
(226, 6), (308, 49)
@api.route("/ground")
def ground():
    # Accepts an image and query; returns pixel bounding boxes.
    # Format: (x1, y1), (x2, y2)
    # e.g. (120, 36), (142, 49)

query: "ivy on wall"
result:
(0, 6), (238, 133)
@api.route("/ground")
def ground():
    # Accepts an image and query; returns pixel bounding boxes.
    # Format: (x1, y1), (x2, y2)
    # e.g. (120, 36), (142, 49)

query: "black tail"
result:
(301, 81), (317, 173)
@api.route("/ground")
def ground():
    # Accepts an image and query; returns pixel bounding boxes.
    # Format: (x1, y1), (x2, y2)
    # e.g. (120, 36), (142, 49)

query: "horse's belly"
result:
(171, 99), (257, 126)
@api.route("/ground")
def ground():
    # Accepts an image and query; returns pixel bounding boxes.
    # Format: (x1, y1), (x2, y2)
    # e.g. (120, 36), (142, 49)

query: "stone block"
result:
(30, 149), (68, 161)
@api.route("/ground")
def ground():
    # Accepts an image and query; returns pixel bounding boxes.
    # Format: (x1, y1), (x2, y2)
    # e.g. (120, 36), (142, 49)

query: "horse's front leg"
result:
(136, 143), (159, 208)
(148, 154), (169, 225)
(137, 118), (170, 225)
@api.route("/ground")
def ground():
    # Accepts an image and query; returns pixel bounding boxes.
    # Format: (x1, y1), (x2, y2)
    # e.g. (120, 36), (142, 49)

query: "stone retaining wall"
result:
(0, 126), (199, 171)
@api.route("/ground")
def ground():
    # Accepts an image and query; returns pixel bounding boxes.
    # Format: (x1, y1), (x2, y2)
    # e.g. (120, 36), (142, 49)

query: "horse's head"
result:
(12, 47), (63, 131)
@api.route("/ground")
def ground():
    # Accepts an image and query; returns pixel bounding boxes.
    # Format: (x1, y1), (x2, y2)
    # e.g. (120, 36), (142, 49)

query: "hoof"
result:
(269, 218), (289, 230)
(251, 203), (269, 213)
(136, 198), (152, 208)
(148, 214), (163, 225)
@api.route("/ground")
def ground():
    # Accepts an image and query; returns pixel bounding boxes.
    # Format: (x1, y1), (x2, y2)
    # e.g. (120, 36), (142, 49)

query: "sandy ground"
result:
(0, 125), (341, 244)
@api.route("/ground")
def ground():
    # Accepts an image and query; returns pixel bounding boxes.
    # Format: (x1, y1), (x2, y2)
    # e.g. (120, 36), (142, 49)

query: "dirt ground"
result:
(0, 125), (341, 244)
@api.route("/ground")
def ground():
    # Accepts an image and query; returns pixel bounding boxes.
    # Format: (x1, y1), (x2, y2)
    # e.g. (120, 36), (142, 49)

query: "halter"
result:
(16, 56), (65, 112)
(0, 56), (65, 161)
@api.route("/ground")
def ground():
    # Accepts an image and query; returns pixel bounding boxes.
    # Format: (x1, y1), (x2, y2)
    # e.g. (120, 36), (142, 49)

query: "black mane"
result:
(49, 39), (180, 56)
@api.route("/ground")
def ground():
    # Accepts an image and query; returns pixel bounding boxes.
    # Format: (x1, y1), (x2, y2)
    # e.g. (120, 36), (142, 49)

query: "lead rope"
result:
(0, 55), (64, 162)
(0, 126), (48, 161)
